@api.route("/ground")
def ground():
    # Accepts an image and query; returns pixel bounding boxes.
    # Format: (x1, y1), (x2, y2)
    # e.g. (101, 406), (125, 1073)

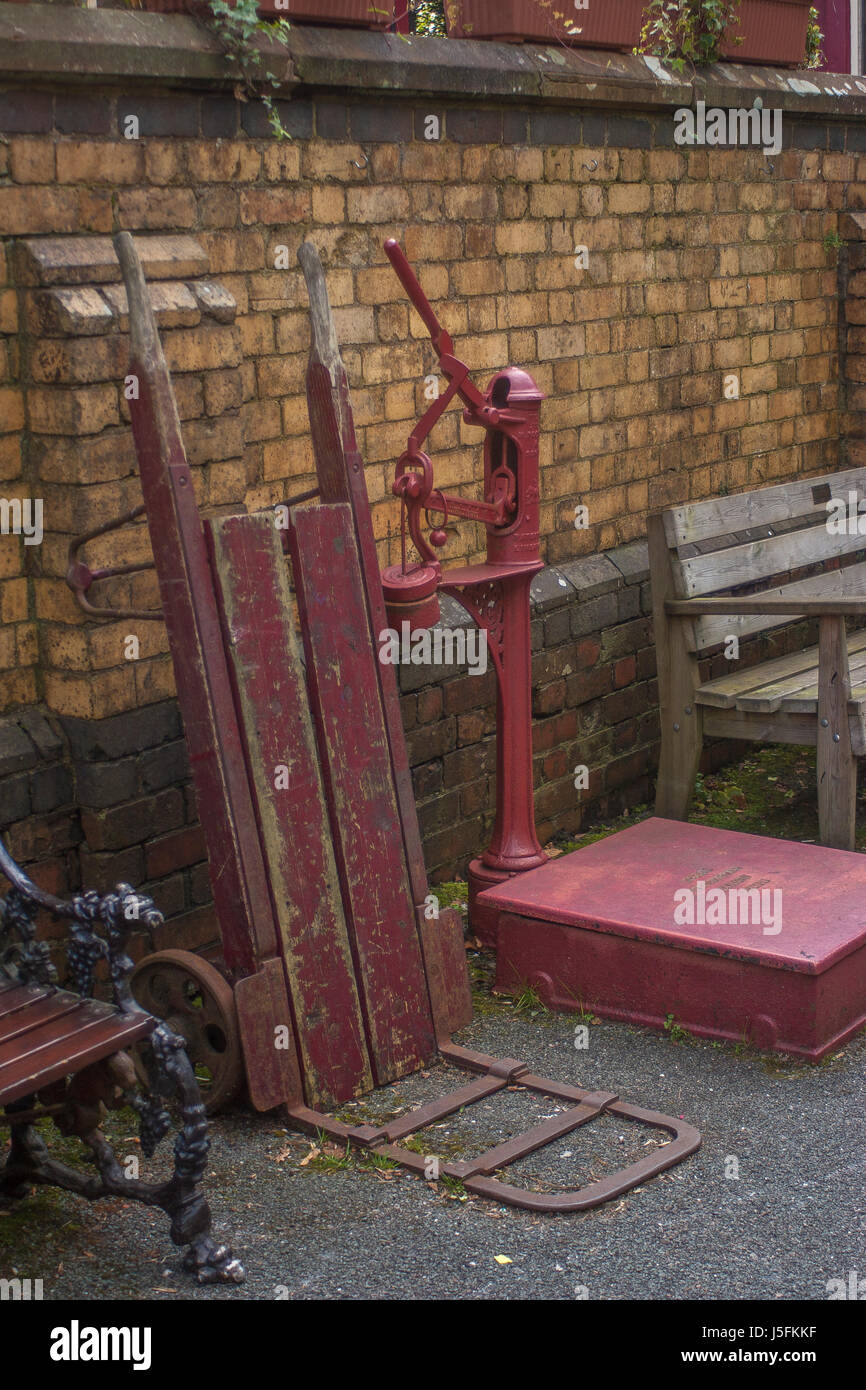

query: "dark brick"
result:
(0, 88), (53, 133)
(566, 666), (613, 707)
(55, 94), (113, 135)
(82, 789), (185, 853)
(543, 606), (572, 646)
(581, 112), (607, 146)
(446, 108), (502, 144)
(406, 718), (456, 764)
(417, 687), (443, 725)
(829, 123), (845, 151)
(142, 872), (186, 919)
(443, 742), (493, 788)
(412, 761), (443, 799)
(572, 592), (618, 638)
(79, 844), (145, 894)
(607, 114), (652, 148)
(270, 99), (313, 138)
(418, 789), (461, 836)
(606, 747), (651, 791)
(201, 96), (241, 138)
(151, 905), (220, 955)
(529, 111), (581, 146)
(503, 109), (528, 144)
(189, 860), (214, 907)
(119, 95), (200, 138)
(146, 825), (208, 880)
(350, 103), (412, 143)
(847, 124), (866, 153)
(75, 756), (139, 810)
(60, 700), (182, 761)
(138, 739), (190, 794)
(791, 121), (828, 150)
(443, 671), (496, 714)
(16, 710), (63, 761)
(0, 772), (31, 827)
(603, 683), (650, 725)
(0, 721), (36, 777)
(653, 116), (676, 148)
(460, 778), (490, 817)
(423, 815), (485, 875)
(30, 764), (74, 815)
(532, 679), (566, 718)
(315, 99), (349, 140)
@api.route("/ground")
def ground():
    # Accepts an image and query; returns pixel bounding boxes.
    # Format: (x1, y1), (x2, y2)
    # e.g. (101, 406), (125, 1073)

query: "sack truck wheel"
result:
(132, 949), (244, 1114)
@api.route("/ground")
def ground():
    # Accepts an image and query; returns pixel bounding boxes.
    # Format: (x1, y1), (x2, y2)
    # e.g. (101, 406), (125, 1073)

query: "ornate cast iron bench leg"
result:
(0, 839), (244, 1285)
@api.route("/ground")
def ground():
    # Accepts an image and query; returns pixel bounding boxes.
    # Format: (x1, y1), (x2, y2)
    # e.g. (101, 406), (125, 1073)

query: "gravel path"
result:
(3, 974), (864, 1303)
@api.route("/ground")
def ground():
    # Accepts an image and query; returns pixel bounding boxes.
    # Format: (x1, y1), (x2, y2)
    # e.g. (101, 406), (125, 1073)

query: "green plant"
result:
(411, 0), (446, 33)
(206, 0), (293, 139)
(803, 6), (824, 69)
(824, 229), (844, 257)
(636, 0), (742, 72)
(663, 1012), (693, 1042)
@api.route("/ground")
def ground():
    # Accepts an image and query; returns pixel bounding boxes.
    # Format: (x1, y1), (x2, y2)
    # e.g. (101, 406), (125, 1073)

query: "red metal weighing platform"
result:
(481, 817), (866, 1061)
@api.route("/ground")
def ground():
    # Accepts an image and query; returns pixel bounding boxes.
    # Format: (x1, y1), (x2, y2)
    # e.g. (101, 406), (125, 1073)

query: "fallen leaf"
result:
(299, 1146), (321, 1168)
(494, 1254), (513, 1265)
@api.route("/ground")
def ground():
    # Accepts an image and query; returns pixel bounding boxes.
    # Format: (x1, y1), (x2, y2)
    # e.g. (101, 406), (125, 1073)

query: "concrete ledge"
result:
(3, 5), (866, 115)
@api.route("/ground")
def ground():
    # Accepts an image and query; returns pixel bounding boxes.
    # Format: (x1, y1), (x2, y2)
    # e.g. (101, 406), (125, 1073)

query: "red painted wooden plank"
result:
(115, 231), (276, 980)
(289, 502), (437, 1084)
(115, 233), (305, 1111)
(298, 244), (472, 1039)
(235, 960), (304, 1112)
(208, 513), (372, 1107)
(298, 244), (431, 911)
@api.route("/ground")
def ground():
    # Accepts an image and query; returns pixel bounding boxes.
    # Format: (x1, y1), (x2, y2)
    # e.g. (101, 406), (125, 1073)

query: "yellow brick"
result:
(0, 668), (37, 711)
(134, 657), (177, 707)
(0, 626), (19, 670)
(494, 221), (547, 255)
(56, 140), (144, 184)
(28, 384), (119, 436)
(300, 143), (368, 181)
(10, 138), (55, 184)
(345, 185), (410, 224)
(451, 260), (505, 298)
(188, 141), (263, 183)
(312, 184), (345, 224)
(262, 143), (301, 181)
(0, 578), (28, 624)
(0, 388), (25, 434)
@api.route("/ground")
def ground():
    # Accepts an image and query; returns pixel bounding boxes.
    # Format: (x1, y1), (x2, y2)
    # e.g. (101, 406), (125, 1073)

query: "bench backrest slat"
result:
(676, 515), (866, 598)
(663, 466), (866, 550)
(687, 559), (866, 652)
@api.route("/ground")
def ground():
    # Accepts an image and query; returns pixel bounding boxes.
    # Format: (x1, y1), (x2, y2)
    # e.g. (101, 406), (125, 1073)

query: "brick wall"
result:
(0, 12), (863, 931)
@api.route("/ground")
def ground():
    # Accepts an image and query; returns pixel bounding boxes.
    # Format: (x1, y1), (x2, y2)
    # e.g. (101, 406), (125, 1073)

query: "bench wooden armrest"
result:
(665, 597), (866, 618)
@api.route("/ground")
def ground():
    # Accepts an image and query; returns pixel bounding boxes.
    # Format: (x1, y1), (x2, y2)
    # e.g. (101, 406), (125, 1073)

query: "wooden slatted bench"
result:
(0, 836), (243, 1284)
(649, 464), (866, 850)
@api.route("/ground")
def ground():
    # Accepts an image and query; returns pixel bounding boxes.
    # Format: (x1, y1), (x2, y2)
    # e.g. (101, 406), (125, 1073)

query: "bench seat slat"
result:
(664, 466), (866, 549)
(694, 631), (866, 708)
(0, 989), (82, 1045)
(697, 631), (866, 714)
(0, 982), (154, 1106)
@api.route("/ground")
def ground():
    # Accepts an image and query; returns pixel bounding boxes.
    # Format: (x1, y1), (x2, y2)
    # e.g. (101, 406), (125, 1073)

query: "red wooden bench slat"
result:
(0, 989), (82, 1046)
(0, 985), (154, 1105)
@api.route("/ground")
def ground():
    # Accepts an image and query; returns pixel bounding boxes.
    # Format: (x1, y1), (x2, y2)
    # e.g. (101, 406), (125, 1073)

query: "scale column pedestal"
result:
(444, 566), (547, 945)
